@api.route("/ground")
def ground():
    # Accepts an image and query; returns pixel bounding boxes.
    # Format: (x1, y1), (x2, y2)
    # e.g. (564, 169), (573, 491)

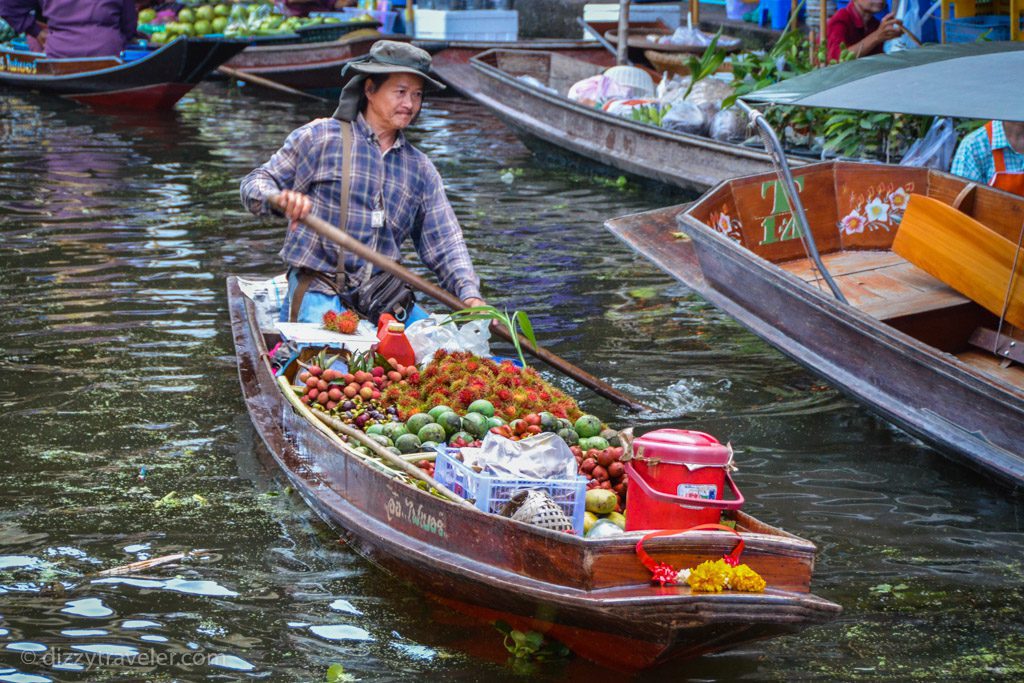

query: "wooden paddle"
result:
(893, 194), (1024, 329)
(268, 195), (652, 411)
(219, 65), (329, 102)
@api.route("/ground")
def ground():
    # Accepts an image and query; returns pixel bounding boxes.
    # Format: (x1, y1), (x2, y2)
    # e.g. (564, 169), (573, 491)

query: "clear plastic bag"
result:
(899, 117), (956, 171)
(405, 316), (491, 364)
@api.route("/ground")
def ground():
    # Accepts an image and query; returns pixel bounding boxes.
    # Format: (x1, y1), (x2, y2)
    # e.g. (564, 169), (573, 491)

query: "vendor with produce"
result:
(241, 40), (486, 324)
(825, 0), (903, 62)
(950, 121), (1024, 197)
(0, 0), (137, 57)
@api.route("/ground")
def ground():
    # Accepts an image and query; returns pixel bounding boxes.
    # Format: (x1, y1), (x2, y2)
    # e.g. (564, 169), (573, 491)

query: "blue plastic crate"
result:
(434, 447), (586, 534)
(944, 15), (1015, 42)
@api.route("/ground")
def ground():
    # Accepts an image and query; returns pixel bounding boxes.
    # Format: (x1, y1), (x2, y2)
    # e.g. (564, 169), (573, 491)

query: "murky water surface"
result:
(1, 85), (1022, 681)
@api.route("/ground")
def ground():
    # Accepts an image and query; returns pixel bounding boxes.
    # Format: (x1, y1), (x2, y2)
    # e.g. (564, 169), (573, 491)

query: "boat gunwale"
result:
(468, 48), (810, 167)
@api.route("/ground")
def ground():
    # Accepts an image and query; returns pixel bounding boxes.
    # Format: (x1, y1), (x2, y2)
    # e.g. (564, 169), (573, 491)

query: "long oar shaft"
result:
(219, 65), (328, 102)
(269, 195), (651, 411)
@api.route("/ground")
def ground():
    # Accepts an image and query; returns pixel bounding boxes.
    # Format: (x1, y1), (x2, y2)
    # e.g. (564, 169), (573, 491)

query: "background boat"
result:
(467, 48), (809, 193)
(220, 28), (402, 94)
(609, 160), (1024, 486)
(227, 275), (839, 671)
(0, 36), (246, 109)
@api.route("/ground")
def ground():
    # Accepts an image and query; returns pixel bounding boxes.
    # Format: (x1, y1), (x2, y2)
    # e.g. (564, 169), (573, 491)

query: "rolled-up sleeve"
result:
(412, 162), (481, 302)
(240, 124), (313, 217)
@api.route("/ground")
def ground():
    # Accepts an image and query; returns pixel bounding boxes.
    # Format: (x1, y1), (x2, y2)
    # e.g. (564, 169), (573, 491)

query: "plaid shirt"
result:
(240, 114), (481, 301)
(951, 121), (1024, 185)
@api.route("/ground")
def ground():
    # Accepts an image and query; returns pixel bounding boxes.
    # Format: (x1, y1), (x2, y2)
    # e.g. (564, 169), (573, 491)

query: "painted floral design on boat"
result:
(709, 207), (743, 243)
(839, 183), (914, 235)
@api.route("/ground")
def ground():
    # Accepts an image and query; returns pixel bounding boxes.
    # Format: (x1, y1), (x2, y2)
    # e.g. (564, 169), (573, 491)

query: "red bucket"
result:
(625, 429), (744, 531)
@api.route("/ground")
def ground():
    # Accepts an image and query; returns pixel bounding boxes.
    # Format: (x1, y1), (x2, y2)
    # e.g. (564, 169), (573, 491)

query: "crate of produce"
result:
(295, 20), (380, 43)
(414, 9), (518, 41)
(434, 447), (586, 534)
(944, 15), (1015, 42)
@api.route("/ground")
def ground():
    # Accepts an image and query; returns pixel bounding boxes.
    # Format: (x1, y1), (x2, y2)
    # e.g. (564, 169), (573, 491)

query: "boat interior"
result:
(685, 161), (1024, 388)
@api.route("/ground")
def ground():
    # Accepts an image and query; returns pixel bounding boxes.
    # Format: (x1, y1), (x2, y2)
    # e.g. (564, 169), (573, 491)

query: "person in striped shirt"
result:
(950, 121), (1024, 197)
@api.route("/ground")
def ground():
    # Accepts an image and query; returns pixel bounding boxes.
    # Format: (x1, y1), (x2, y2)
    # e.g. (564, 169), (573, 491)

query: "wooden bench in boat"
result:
(779, 250), (972, 322)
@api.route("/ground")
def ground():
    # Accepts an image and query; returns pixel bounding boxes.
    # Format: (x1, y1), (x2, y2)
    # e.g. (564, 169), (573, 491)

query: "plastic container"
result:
(603, 65), (655, 97)
(944, 15), (1016, 42)
(624, 429), (744, 531)
(727, 0), (760, 20)
(414, 8), (518, 40)
(376, 318), (416, 367)
(434, 447), (587, 534)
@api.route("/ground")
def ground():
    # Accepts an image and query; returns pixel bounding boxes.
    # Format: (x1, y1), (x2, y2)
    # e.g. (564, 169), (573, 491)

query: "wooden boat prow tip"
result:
(467, 48), (809, 193)
(609, 160), (1024, 486)
(227, 276), (840, 671)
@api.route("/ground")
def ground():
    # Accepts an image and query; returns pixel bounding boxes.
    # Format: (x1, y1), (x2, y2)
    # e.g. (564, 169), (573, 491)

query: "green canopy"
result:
(743, 42), (1024, 122)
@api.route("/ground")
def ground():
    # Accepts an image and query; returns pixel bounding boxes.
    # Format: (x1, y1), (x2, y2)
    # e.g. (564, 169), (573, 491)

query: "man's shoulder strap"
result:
(336, 120), (354, 292)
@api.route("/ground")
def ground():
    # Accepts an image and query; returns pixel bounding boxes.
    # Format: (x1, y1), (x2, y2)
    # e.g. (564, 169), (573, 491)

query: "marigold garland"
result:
(687, 559), (733, 593)
(728, 563), (767, 593)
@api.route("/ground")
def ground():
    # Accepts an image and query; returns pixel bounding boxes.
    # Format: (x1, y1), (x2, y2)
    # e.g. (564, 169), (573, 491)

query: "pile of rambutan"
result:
(381, 350), (582, 422)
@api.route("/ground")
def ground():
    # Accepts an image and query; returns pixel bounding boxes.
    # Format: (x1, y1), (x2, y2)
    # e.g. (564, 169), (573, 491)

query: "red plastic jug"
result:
(624, 429), (744, 531)
(376, 320), (415, 367)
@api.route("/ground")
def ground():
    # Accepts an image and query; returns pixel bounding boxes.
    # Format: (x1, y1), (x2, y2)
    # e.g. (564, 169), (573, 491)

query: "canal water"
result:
(1, 84), (1022, 682)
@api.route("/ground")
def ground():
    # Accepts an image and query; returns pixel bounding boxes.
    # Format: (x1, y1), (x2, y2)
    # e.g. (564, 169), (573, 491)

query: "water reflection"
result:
(0, 84), (1022, 681)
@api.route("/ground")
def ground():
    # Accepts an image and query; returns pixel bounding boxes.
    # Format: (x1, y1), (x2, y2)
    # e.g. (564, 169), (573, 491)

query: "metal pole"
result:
(617, 0), (631, 66)
(737, 100), (848, 304)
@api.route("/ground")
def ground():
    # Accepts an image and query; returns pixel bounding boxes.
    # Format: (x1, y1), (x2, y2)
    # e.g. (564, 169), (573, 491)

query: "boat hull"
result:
(468, 49), (806, 193)
(227, 276), (839, 670)
(222, 33), (403, 91)
(607, 162), (1024, 487)
(0, 37), (247, 110)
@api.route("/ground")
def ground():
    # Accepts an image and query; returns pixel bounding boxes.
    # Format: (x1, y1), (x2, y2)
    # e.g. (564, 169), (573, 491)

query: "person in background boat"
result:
(241, 40), (486, 325)
(950, 121), (1024, 197)
(826, 0), (903, 62)
(0, 0), (137, 58)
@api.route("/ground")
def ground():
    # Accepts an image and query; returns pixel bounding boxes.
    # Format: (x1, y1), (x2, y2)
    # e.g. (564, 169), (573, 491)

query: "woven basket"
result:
(499, 489), (573, 533)
(644, 50), (693, 78)
(644, 51), (736, 79)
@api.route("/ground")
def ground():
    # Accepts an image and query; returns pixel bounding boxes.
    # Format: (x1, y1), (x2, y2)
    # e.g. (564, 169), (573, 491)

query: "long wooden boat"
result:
(221, 30), (406, 93)
(608, 160), (1024, 486)
(228, 275), (839, 670)
(468, 49), (808, 193)
(0, 37), (246, 109)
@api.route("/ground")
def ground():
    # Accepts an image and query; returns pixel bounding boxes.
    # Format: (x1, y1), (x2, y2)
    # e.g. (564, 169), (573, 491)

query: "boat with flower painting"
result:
(608, 160), (1024, 486)
(227, 274), (840, 670)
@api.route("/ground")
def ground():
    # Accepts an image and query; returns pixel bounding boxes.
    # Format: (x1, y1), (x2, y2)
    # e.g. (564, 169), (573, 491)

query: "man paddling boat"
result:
(241, 40), (486, 325)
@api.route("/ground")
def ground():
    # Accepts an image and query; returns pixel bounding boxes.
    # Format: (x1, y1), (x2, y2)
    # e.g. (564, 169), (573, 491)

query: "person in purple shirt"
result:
(0, 0), (137, 58)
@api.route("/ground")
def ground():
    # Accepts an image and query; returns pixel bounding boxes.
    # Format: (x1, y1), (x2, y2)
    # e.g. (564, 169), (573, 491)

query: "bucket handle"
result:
(625, 460), (744, 510)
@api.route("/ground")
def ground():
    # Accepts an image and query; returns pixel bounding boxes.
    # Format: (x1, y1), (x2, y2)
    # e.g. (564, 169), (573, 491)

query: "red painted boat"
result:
(0, 36), (246, 110)
(227, 275), (839, 671)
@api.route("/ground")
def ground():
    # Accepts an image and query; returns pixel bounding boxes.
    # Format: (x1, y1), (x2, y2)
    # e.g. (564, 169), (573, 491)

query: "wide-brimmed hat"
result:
(333, 40), (446, 121)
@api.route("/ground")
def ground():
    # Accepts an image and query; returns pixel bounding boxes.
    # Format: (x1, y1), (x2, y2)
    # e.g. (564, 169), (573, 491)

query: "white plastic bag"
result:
(405, 316), (492, 364)
(899, 117), (957, 171)
(567, 74), (630, 106)
(661, 100), (708, 136)
(460, 432), (577, 480)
